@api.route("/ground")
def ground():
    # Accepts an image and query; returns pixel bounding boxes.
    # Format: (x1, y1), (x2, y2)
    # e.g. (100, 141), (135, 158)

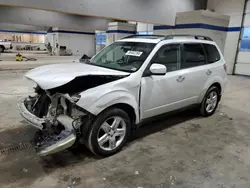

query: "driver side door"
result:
(140, 43), (185, 120)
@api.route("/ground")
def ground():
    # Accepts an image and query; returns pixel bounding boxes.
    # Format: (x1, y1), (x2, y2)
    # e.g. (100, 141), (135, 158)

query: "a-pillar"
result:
(106, 22), (136, 46)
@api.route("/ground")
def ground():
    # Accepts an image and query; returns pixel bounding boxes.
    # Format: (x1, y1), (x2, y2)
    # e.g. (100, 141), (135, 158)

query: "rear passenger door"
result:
(202, 43), (223, 77)
(177, 43), (209, 104)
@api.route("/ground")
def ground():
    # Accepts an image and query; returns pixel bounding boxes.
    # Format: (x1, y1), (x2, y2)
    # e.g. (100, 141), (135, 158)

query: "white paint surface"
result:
(224, 32), (241, 74)
(25, 37), (227, 124)
(58, 32), (95, 56)
(137, 23), (154, 33)
(0, 0), (206, 25)
(207, 0), (245, 75)
(0, 6), (111, 32)
(25, 63), (130, 90)
(106, 22), (136, 45)
(207, 0), (245, 16)
(155, 10), (229, 54)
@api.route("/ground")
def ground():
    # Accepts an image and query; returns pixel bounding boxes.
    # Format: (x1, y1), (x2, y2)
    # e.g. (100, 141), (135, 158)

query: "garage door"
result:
(235, 0), (250, 75)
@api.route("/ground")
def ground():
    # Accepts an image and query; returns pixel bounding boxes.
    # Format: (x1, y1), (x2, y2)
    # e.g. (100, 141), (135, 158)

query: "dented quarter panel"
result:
(76, 73), (141, 123)
(25, 63), (130, 90)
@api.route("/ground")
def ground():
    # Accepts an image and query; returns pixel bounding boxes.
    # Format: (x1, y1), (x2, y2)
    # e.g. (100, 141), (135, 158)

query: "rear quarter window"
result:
(203, 44), (221, 64)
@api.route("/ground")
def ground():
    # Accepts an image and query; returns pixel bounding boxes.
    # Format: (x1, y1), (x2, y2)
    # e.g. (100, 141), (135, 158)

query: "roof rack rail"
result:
(164, 35), (213, 41)
(122, 35), (165, 39)
(120, 34), (213, 41)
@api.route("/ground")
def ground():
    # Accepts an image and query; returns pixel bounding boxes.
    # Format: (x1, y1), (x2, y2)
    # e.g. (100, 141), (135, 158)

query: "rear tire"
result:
(200, 86), (220, 117)
(86, 108), (131, 157)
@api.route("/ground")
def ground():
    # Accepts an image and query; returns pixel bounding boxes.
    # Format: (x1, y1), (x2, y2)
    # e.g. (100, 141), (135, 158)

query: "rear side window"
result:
(182, 43), (206, 69)
(203, 44), (221, 63)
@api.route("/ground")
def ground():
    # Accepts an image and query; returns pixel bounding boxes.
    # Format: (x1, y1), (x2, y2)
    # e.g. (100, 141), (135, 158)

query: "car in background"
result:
(0, 39), (13, 52)
(17, 34), (227, 157)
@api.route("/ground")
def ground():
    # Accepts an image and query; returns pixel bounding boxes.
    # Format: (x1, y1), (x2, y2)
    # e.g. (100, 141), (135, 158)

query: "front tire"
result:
(200, 86), (220, 117)
(86, 108), (131, 157)
(0, 46), (4, 53)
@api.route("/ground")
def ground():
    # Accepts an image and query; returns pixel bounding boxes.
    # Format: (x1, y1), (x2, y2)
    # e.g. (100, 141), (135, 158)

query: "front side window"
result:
(151, 44), (181, 72)
(182, 43), (206, 69)
(203, 44), (220, 63)
(90, 42), (156, 72)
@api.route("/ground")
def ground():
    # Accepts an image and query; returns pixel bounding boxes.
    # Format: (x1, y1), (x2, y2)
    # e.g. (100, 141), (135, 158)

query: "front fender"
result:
(76, 89), (140, 123)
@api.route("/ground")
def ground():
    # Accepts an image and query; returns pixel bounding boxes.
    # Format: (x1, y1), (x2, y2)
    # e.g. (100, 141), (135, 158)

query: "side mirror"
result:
(149, 63), (167, 75)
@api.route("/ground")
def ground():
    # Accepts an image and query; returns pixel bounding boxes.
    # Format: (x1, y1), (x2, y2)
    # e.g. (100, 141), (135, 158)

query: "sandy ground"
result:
(0, 72), (250, 188)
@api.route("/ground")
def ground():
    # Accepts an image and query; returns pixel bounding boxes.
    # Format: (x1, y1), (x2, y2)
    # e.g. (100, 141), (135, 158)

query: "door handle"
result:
(177, 76), (185, 82)
(206, 70), (212, 75)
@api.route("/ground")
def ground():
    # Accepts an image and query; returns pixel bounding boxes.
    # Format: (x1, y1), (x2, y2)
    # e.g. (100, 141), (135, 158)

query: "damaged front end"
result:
(18, 63), (129, 156)
(17, 86), (91, 156)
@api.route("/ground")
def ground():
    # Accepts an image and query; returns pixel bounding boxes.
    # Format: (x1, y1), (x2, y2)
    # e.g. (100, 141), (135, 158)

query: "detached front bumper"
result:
(17, 98), (45, 130)
(17, 97), (77, 156)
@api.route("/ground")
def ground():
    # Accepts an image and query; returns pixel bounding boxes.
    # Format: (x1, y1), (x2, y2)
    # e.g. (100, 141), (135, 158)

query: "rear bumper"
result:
(17, 97), (45, 130)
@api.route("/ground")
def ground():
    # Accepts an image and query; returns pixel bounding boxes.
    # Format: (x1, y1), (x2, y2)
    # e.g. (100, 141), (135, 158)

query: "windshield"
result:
(89, 42), (156, 72)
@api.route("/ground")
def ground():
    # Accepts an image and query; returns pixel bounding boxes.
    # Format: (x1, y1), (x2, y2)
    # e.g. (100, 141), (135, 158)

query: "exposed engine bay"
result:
(18, 75), (125, 156)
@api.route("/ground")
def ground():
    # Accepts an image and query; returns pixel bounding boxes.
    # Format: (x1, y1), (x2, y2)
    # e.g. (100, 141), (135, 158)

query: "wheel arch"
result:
(79, 90), (140, 124)
(198, 76), (223, 103)
(101, 103), (137, 127)
(210, 82), (222, 94)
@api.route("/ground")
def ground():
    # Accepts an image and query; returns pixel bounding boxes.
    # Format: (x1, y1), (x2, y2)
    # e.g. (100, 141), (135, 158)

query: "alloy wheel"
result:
(205, 91), (218, 113)
(97, 116), (126, 151)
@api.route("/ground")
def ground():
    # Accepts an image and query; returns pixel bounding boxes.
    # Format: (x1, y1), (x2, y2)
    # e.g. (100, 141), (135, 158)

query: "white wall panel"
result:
(175, 29), (226, 52)
(235, 63), (250, 75)
(243, 14), (250, 26)
(108, 22), (136, 32)
(176, 11), (202, 24)
(224, 32), (240, 74)
(0, 0), (206, 25)
(155, 28), (226, 53)
(201, 16), (229, 27)
(207, 0), (245, 16)
(137, 23), (154, 32)
(0, 6), (111, 31)
(0, 23), (47, 31)
(153, 30), (175, 35)
(207, 0), (250, 75)
(236, 51), (250, 63)
(58, 33), (95, 56)
(176, 10), (229, 26)
(246, 0), (250, 13)
(229, 15), (243, 27)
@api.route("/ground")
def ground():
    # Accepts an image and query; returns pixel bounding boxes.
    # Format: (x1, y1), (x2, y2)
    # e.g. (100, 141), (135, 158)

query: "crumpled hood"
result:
(25, 63), (130, 90)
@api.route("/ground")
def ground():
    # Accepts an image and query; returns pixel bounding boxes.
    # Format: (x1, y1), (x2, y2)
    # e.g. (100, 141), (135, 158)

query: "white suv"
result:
(18, 35), (227, 157)
(0, 39), (13, 53)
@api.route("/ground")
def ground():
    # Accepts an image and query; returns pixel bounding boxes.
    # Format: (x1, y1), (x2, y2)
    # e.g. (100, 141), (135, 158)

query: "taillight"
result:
(223, 64), (227, 73)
